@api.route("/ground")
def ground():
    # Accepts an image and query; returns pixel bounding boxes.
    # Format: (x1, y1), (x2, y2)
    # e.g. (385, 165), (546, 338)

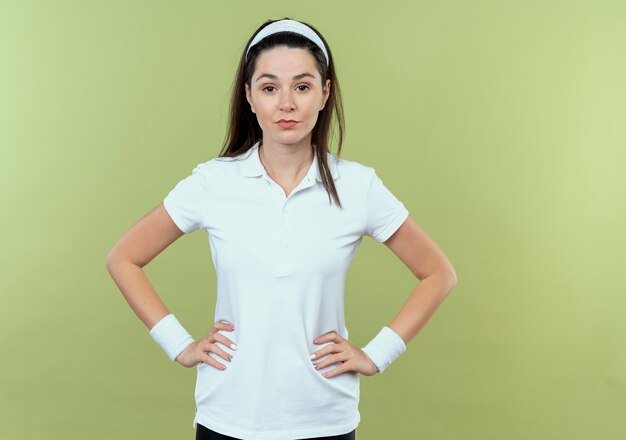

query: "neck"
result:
(258, 139), (315, 183)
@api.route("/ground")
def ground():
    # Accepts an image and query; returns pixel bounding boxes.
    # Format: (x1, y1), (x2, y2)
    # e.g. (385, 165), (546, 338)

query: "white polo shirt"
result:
(163, 140), (409, 440)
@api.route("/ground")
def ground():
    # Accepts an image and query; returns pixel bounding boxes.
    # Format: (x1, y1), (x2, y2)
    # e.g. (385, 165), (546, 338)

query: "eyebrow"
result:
(255, 72), (316, 83)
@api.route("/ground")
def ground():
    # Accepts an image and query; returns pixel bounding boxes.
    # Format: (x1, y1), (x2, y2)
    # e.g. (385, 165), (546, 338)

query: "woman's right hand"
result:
(175, 320), (237, 369)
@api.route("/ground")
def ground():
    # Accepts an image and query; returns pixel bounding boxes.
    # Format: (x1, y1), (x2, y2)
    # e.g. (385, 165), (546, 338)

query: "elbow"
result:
(437, 265), (457, 295)
(105, 249), (123, 275)
(446, 267), (458, 293)
(105, 239), (131, 273)
(105, 251), (116, 274)
(106, 248), (142, 276)
(420, 268), (457, 296)
(449, 267), (458, 286)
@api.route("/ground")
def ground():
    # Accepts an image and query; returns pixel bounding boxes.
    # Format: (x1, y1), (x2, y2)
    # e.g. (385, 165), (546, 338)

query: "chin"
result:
(270, 134), (309, 146)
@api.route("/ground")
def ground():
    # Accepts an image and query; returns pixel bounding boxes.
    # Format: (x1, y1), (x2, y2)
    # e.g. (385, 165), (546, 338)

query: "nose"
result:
(279, 91), (295, 111)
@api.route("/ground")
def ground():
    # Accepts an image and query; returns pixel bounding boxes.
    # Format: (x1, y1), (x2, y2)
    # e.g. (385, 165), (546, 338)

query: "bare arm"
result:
(105, 202), (185, 330)
(382, 214), (458, 345)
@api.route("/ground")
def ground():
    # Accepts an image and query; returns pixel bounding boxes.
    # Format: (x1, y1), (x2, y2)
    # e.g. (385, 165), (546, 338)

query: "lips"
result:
(277, 120), (298, 128)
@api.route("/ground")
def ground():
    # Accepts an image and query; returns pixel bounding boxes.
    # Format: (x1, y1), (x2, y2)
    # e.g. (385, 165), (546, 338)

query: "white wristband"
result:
(361, 326), (406, 374)
(149, 313), (195, 362)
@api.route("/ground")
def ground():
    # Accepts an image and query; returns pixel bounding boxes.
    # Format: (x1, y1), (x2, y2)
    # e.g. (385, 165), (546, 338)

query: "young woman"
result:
(106, 17), (457, 440)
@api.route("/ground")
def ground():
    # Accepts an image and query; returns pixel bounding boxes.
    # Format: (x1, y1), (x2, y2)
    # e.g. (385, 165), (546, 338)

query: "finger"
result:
(214, 332), (238, 351)
(207, 322), (235, 339)
(202, 353), (228, 371)
(321, 365), (344, 379)
(310, 343), (337, 361)
(313, 332), (338, 345)
(313, 335), (322, 344)
(311, 339), (344, 367)
(313, 333), (329, 344)
(215, 321), (236, 332)
(314, 351), (347, 370)
(205, 341), (233, 363)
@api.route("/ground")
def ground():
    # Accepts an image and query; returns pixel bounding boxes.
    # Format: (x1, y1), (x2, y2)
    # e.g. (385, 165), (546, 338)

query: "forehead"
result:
(253, 46), (319, 77)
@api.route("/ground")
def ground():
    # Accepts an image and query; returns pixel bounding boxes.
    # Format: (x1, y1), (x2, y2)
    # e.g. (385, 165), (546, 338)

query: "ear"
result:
(245, 83), (256, 114)
(320, 79), (331, 111)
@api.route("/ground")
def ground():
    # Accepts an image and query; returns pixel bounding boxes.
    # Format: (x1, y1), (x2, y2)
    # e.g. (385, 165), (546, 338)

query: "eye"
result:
(262, 86), (276, 93)
(296, 84), (310, 92)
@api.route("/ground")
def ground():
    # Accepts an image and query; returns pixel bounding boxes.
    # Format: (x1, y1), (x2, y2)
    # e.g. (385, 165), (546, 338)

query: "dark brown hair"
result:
(218, 17), (345, 208)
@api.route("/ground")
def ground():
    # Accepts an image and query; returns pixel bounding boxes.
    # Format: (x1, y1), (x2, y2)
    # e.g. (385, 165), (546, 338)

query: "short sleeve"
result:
(162, 162), (209, 234)
(364, 168), (410, 243)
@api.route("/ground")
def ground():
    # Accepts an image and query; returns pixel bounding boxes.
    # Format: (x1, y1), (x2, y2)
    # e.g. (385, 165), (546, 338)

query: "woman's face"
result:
(245, 46), (331, 149)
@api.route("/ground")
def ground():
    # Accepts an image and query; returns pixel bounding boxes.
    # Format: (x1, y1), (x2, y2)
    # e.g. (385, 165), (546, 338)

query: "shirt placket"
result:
(262, 172), (316, 278)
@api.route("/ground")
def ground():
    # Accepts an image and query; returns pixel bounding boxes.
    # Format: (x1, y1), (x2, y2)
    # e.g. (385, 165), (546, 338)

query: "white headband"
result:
(245, 19), (329, 66)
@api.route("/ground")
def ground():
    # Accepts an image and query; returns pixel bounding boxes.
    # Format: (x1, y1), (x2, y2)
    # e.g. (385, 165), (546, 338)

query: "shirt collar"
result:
(237, 141), (339, 182)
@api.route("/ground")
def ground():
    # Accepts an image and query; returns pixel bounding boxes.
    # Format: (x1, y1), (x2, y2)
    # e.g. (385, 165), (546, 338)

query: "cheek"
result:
(306, 105), (321, 122)
(254, 106), (274, 129)
(255, 101), (273, 118)
(254, 113), (267, 129)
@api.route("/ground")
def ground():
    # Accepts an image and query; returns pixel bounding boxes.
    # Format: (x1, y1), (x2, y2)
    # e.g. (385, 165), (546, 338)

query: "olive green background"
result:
(1, 1), (624, 439)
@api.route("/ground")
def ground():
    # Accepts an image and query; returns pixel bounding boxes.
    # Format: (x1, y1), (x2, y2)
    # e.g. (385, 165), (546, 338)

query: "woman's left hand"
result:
(311, 331), (379, 378)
